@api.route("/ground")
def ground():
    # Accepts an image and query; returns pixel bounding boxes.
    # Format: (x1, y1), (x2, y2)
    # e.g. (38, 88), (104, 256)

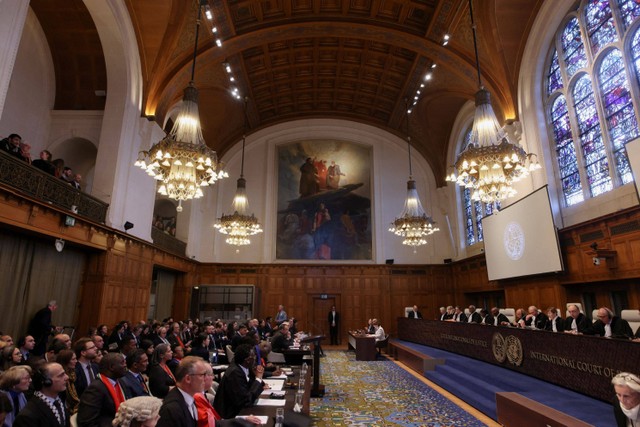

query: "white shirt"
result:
(374, 326), (385, 341)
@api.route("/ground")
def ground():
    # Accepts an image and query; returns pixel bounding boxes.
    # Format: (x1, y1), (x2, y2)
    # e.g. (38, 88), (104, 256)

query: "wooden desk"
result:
(397, 318), (640, 402)
(238, 367), (311, 426)
(348, 331), (377, 361)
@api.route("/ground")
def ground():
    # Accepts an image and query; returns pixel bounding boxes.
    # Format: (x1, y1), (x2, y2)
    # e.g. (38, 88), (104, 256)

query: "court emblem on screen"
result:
(492, 333), (506, 363)
(503, 221), (525, 260)
(505, 335), (523, 366)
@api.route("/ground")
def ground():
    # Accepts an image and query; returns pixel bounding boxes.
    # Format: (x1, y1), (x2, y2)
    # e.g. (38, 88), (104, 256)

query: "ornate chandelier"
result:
(445, 0), (540, 204)
(134, 1), (227, 212)
(389, 104), (439, 251)
(214, 99), (263, 247)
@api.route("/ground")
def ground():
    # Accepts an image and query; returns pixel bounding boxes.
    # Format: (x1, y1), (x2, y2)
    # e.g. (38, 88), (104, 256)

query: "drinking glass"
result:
(275, 407), (284, 426)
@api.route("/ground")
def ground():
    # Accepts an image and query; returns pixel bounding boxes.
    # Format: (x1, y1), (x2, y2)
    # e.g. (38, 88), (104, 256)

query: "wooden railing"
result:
(0, 150), (108, 223)
(151, 226), (187, 257)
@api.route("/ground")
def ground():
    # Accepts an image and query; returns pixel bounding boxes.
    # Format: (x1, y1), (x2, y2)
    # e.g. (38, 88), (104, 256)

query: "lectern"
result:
(300, 335), (325, 397)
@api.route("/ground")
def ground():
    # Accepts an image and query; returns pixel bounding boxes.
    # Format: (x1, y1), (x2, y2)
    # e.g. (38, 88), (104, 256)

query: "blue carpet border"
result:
(394, 340), (617, 427)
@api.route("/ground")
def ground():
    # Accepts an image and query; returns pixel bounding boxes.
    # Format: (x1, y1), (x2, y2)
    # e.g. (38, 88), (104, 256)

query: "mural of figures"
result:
(276, 140), (372, 260)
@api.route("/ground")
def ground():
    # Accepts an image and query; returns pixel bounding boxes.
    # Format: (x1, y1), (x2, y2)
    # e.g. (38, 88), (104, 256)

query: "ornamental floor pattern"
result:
(309, 350), (490, 427)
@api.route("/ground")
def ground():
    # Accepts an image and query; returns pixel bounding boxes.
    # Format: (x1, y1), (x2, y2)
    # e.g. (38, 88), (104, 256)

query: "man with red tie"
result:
(77, 353), (127, 427)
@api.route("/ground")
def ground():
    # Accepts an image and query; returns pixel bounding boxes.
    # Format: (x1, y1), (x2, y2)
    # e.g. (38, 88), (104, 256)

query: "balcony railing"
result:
(151, 226), (187, 257)
(0, 150), (109, 223)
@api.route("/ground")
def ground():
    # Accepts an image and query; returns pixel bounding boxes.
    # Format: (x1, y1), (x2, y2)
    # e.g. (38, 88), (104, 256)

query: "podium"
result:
(300, 334), (325, 397)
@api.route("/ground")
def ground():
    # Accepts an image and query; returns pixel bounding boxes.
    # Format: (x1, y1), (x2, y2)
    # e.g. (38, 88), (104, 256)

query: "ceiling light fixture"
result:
(214, 98), (263, 249)
(445, 0), (540, 205)
(389, 100), (439, 252)
(134, 0), (227, 212)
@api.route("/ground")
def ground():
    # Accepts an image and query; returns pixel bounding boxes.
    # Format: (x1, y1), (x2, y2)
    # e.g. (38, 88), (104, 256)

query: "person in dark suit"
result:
(442, 306), (454, 321)
(611, 372), (640, 427)
(564, 304), (593, 334)
(452, 306), (467, 322)
(479, 308), (493, 325)
(328, 306), (340, 345)
(188, 333), (211, 362)
(230, 325), (249, 351)
(213, 344), (265, 419)
(489, 308), (510, 326)
(76, 353), (127, 427)
(525, 306), (549, 330)
(27, 301), (58, 356)
(73, 338), (99, 398)
(14, 362), (70, 427)
(271, 323), (293, 353)
(545, 307), (565, 332)
(120, 350), (150, 398)
(408, 305), (423, 319)
(592, 307), (634, 339)
(466, 305), (482, 323)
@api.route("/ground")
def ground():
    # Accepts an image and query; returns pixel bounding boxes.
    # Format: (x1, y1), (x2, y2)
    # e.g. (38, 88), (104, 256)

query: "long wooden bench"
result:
(496, 392), (595, 427)
(388, 339), (444, 375)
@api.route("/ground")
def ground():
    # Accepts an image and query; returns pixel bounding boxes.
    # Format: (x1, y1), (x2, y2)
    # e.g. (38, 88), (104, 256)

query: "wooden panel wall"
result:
(3, 183), (640, 340)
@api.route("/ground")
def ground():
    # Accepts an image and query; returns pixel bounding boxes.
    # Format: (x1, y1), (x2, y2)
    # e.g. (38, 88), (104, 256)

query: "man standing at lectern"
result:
(328, 306), (340, 345)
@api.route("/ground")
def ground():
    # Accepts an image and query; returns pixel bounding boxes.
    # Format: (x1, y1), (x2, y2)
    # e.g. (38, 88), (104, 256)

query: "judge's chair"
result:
(375, 334), (389, 356)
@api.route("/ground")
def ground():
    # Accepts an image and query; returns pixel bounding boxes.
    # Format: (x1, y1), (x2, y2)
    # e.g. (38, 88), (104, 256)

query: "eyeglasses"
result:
(190, 372), (211, 378)
(618, 374), (640, 386)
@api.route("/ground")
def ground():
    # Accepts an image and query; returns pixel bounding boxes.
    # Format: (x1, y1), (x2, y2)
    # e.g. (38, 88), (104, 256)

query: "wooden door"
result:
(308, 295), (341, 343)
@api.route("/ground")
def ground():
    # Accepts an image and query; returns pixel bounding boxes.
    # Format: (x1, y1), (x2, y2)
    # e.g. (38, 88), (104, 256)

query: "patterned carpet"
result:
(310, 351), (489, 427)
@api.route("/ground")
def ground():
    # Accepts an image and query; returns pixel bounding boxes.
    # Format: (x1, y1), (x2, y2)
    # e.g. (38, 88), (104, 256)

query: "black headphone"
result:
(33, 367), (53, 390)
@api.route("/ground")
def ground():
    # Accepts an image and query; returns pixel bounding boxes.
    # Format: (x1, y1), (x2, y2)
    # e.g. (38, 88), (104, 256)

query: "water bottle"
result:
(275, 408), (284, 427)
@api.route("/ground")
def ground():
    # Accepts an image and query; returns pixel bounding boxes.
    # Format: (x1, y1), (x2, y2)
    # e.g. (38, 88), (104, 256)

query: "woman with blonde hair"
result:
(0, 365), (32, 427)
(112, 396), (162, 427)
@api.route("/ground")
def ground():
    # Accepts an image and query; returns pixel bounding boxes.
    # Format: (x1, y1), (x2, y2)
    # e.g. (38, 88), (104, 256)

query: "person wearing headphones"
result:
(592, 307), (634, 339)
(14, 362), (69, 427)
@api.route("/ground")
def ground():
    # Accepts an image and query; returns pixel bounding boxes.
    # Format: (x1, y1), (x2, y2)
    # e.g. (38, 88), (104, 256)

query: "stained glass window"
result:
(543, 2), (640, 209)
(585, 0), (618, 55)
(618, 0), (640, 30)
(562, 18), (588, 78)
(547, 49), (564, 95)
(460, 127), (493, 246)
(550, 95), (584, 205)
(598, 49), (637, 184)
(573, 75), (612, 196)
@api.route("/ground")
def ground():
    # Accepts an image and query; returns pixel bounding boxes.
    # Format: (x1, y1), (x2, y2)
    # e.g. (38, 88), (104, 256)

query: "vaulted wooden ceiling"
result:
(30, 0), (543, 186)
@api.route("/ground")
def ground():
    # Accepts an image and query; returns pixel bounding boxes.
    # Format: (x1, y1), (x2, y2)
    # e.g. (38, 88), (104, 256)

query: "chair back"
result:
(621, 310), (640, 334)
(404, 307), (413, 317)
(500, 308), (515, 324)
(225, 344), (234, 363)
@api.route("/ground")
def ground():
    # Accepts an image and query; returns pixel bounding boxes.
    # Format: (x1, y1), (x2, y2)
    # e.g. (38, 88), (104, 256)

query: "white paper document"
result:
(236, 415), (269, 424)
(263, 379), (284, 390)
(256, 398), (287, 406)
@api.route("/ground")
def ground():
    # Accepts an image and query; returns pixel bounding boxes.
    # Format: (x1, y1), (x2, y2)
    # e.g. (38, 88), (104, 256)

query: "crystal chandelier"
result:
(445, 0), (541, 204)
(389, 103), (439, 251)
(134, 0), (227, 212)
(214, 98), (263, 247)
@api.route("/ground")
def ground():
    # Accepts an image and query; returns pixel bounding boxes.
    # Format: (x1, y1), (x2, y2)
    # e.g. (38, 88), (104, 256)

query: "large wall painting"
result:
(276, 140), (372, 260)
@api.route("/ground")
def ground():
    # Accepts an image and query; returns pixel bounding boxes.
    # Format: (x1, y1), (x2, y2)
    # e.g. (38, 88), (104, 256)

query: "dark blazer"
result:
(546, 316), (565, 332)
(408, 311), (423, 319)
(14, 395), (70, 427)
(328, 311), (340, 324)
(467, 312), (482, 324)
(454, 312), (467, 323)
(27, 306), (53, 356)
(592, 317), (634, 339)
(76, 378), (120, 427)
(491, 313), (510, 326)
(189, 346), (210, 362)
(120, 371), (150, 398)
(74, 362), (99, 398)
(148, 364), (176, 399)
(156, 387), (197, 427)
(271, 332), (292, 353)
(213, 363), (264, 419)
(525, 311), (549, 330)
(481, 314), (494, 325)
(564, 313), (592, 334)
